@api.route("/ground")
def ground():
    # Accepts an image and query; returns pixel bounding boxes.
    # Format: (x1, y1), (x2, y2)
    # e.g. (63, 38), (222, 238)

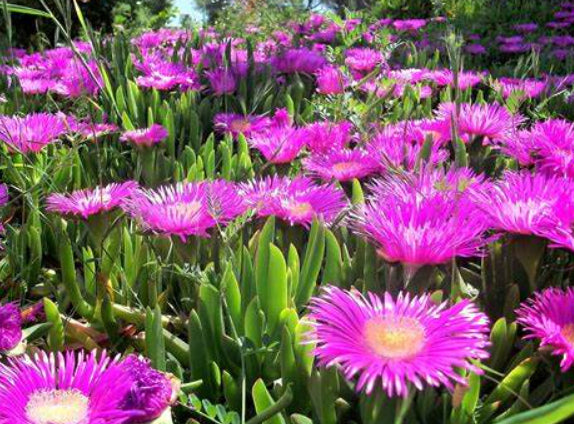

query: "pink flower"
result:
(0, 303), (22, 351)
(46, 181), (139, 219)
(124, 180), (245, 240)
(316, 66), (347, 95)
(272, 48), (327, 74)
(308, 286), (490, 396)
(354, 169), (490, 269)
(248, 126), (305, 164)
(205, 67), (237, 96)
(0, 113), (71, 153)
(240, 176), (348, 227)
(303, 148), (380, 181)
(120, 124), (168, 147)
(302, 121), (353, 154)
(517, 287), (574, 371)
(213, 113), (271, 139)
(345, 48), (385, 74)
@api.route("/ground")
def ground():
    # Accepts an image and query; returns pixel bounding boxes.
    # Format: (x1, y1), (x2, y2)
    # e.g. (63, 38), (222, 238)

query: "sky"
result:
(172, 0), (205, 22)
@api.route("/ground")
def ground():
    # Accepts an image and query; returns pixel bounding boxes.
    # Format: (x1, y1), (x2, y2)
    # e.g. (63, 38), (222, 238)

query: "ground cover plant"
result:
(1, 0), (574, 423)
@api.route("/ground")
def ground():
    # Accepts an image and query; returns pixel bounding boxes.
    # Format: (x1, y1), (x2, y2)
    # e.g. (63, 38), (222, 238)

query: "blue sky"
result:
(173, 0), (204, 20)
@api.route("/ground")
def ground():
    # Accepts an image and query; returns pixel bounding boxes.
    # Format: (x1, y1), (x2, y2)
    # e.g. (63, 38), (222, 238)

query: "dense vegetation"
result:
(1, 0), (574, 423)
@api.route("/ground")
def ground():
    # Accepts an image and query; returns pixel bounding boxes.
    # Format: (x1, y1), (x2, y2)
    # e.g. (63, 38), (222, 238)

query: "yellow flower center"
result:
(562, 323), (574, 346)
(287, 202), (313, 218)
(363, 316), (426, 360)
(169, 201), (202, 217)
(333, 161), (360, 173)
(230, 119), (251, 133)
(26, 389), (89, 424)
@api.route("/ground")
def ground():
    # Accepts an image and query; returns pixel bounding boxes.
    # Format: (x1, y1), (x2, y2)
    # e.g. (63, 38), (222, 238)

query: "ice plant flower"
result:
(272, 48), (327, 74)
(0, 113), (71, 153)
(213, 113), (271, 139)
(248, 126), (305, 164)
(46, 181), (139, 219)
(517, 287), (574, 371)
(302, 121), (353, 154)
(120, 124), (169, 147)
(316, 65), (347, 95)
(0, 351), (141, 424)
(0, 303), (22, 351)
(469, 171), (574, 238)
(120, 356), (178, 423)
(435, 102), (523, 144)
(303, 148), (380, 181)
(240, 176), (348, 227)
(354, 170), (490, 270)
(205, 67), (237, 96)
(308, 286), (490, 396)
(124, 180), (245, 240)
(345, 48), (385, 74)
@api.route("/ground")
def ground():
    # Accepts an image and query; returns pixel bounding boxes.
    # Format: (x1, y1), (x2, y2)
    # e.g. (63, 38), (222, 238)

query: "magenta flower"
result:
(124, 180), (245, 240)
(272, 48), (327, 74)
(316, 65), (347, 95)
(302, 121), (353, 154)
(0, 184), (8, 207)
(517, 287), (574, 371)
(135, 53), (198, 91)
(74, 121), (118, 140)
(205, 67), (237, 96)
(0, 351), (142, 424)
(248, 126), (305, 164)
(240, 176), (348, 227)
(495, 77), (547, 100)
(46, 181), (139, 219)
(366, 126), (449, 171)
(436, 102), (524, 144)
(345, 48), (385, 74)
(213, 113), (271, 139)
(469, 171), (574, 238)
(303, 148), (380, 181)
(308, 286), (490, 397)
(354, 170), (490, 269)
(120, 356), (177, 423)
(0, 303), (22, 351)
(392, 19), (427, 32)
(0, 113), (71, 153)
(120, 124), (169, 147)
(532, 119), (574, 178)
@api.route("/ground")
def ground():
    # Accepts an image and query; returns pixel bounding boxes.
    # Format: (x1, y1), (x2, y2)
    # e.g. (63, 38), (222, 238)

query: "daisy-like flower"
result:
(302, 121), (353, 154)
(0, 303), (22, 351)
(517, 287), (574, 371)
(205, 67), (237, 96)
(532, 119), (574, 178)
(0, 351), (140, 424)
(248, 126), (305, 164)
(308, 286), (490, 397)
(124, 180), (245, 240)
(73, 121), (118, 140)
(436, 102), (523, 144)
(345, 48), (385, 74)
(469, 171), (574, 238)
(316, 65), (347, 95)
(240, 176), (348, 227)
(213, 113), (271, 139)
(135, 53), (198, 91)
(120, 124), (169, 147)
(272, 48), (327, 74)
(303, 148), (380, 181)
(46, 181), (139, 219)
(494, 77), (547, 100)
(354, 170), (490, 270)
(120, 356), (178, 423)
(0, 113), (71, 153)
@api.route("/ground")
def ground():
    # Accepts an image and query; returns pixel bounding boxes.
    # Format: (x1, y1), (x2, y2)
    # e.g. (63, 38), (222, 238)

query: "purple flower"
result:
(0, 351), (142, 423)
(392, 19), (427, 32)
(517, 287), (574, 371)
(0, 113), (71, 153)
(354, 169), (490, 270)
(272, 48), (327, 74)
(248, 126), (305, 164)
(302, 121), (353, 154)
(0, 303), (22, 351)
(316, 66), (347, 95)
(240, 176), (348, 227)
(124, 180), (246, 240)
(436, 102), (524, 144)
(308, 286), (490, 397)
(213, 113), (271, 139)
(135, 53), (198, 91)
(120, 124), (169, 147)
(469, 171), (574, 239)
(494, 77), (547, 100)
(303, 148), (380, 182)
(345, 48), (385, 74)
(46, 181), (139, 219)
(120, 356), (177, 423)
(205, 67), (237, 96)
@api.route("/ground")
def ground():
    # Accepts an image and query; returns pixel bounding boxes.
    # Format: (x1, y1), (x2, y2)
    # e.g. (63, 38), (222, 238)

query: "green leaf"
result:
(296, 220), (325, 307)
(495, 391), (574, 424)
(146, 305), (166, 371)
(266, 244), (288, 335)
(250, 379), (290, 424)
(4, 3), (50, 17)
(44, 298), (64, 352)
